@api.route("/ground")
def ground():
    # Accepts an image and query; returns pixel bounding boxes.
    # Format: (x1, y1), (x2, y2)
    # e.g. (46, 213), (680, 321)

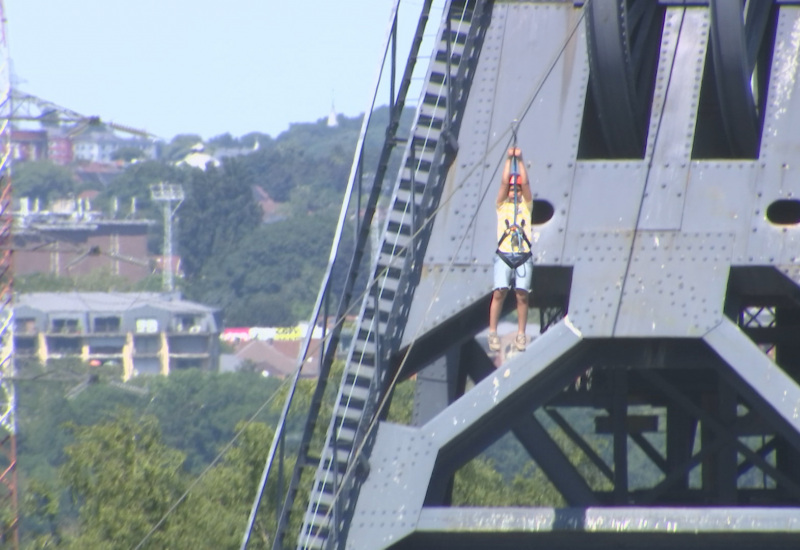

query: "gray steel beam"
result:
(402, 507), (800, 550)
(704, 319), (800, 455)
(345, 319), (584, 549)
(510, 414), (599, 506)
(465, 345), (599, 506)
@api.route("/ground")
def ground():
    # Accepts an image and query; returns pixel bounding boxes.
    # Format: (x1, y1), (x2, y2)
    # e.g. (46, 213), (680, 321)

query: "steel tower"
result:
(0, 0), (18, 547)
(253, 1), (800, 548)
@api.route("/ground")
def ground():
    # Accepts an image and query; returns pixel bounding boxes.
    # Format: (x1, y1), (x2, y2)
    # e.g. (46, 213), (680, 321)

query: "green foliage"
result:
(160, 134), (204, 163)
(207, 132), (271, 152)
(143, 370), (282, 473)
(61, 413), (187, 549)
(20, 478), (63, 549)
(55, 415), (284, 549)
(15, 270), (162, 293)
(111, 146), (146, 163)
(201, 211), (337, 325)
(238, 118), (357, 206)
(13, 161), (77, 204)
(16, 364), (291, 548)
(95, 159), (183, 221)
(452, 457), (518, 506)
(169, 421), (284, 549)
(177, 160), (263, 280)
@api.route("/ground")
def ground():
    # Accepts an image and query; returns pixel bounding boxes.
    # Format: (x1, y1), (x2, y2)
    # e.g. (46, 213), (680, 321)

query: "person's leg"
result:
(490, 288), (508, 333)
(513, 259), (533, 350)
(515, 289), (529, 333)
(489, 256), (512, 351)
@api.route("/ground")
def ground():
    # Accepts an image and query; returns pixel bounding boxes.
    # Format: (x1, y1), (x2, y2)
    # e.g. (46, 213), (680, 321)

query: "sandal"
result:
(488, 331), (500, 351)
(514, 333), (527, 351)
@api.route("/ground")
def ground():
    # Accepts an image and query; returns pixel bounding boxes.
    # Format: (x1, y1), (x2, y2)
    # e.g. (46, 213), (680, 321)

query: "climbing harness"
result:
(496, 218), (532, 269)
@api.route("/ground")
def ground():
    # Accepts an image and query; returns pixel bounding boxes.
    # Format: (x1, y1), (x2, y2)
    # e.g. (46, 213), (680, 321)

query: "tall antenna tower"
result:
(149, 182), (184, 293)
(0, 0), (18, 546)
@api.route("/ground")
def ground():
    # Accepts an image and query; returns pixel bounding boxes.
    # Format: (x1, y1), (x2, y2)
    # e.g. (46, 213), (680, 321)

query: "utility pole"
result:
(149, 182), (184, 293)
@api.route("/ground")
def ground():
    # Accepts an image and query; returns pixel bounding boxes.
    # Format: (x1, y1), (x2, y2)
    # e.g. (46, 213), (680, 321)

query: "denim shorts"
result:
(493, 253), (533, 292)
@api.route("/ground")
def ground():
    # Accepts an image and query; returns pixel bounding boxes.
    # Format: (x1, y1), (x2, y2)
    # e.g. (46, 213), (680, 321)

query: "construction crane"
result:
(8, 89), (160, 140)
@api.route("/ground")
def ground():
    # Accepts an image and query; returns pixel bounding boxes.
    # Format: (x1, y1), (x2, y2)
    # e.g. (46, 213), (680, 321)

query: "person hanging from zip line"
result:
(488, 146), (533, 353)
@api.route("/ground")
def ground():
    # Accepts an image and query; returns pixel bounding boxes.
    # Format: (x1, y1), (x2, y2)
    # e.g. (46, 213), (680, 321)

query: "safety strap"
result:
(496, 219), (531, 250)
(496, 250), (532, 269)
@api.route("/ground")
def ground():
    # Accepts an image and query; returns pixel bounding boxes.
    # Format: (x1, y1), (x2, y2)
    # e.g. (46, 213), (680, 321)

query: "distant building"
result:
(9, 127), (158, 167)
(72, 131), (157, 164)
(175, 143), (221, 170)
(14, 200), (154, 281)
(48, 133), (74, 165)
(14, 292), (222, 379)
(214, 139), (260, 160)
(221, 324), (323, 378)
(10, 129), (49, 163)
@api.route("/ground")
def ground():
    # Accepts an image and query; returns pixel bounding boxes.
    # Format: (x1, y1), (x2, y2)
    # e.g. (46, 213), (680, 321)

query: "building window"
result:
(49, 337), (81, 354)
(175, 315), (202, 333)
(89, 344), (123, 355)
(134, 335), (160, 354)
(52, 319), (80, 334)
(136, 318), (159, 333)
(15, 317), (37, 334)
(93, 316), (121, 333)
(14, 337), (37, 355)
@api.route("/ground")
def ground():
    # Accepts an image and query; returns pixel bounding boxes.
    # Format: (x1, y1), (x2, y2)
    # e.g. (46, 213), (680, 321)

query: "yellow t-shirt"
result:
(496, 199), (533, 253)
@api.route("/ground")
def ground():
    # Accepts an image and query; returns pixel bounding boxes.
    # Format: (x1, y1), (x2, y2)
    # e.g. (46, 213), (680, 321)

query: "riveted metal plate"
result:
(615, 231), (732, 337)
(566, 231), (635, 337)
(640, 8), (709, 230)
(682, 162), (758, 263)
(346, 423), (436, 550)
(403, 266), (490, 345)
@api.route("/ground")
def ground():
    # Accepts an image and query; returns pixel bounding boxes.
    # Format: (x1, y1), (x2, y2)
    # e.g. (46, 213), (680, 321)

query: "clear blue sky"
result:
(5, 0), (399, 141)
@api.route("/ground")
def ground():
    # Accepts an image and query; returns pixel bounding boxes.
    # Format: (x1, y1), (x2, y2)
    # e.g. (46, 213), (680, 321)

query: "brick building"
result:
(14, 218), (154, 280)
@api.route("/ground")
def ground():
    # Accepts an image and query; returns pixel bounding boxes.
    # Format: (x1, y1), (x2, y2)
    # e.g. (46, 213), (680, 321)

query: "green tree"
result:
(163, 421), (283, 549)
(178, 160), (262, 281)
(20, 478), (63, 549)
(209, 210), (336, 326)
(55, 413), (284, 549)
(111, 146), (146, 163)
(96, 159), (182, 221)
(13, 161), (77, 204)
(161, 134), (204, 163)
(15, 271), (162, 293)
(61, 413), (187, 549)
(144, 370), (281, 473)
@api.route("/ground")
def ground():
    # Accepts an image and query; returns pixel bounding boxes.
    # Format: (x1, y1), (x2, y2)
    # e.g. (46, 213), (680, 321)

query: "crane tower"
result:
(0, 0), (18, 547)
(150, 182), (184, 293)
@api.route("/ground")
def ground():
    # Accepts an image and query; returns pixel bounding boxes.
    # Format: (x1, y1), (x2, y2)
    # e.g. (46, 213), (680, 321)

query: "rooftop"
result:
(16, 291), (218, 315)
